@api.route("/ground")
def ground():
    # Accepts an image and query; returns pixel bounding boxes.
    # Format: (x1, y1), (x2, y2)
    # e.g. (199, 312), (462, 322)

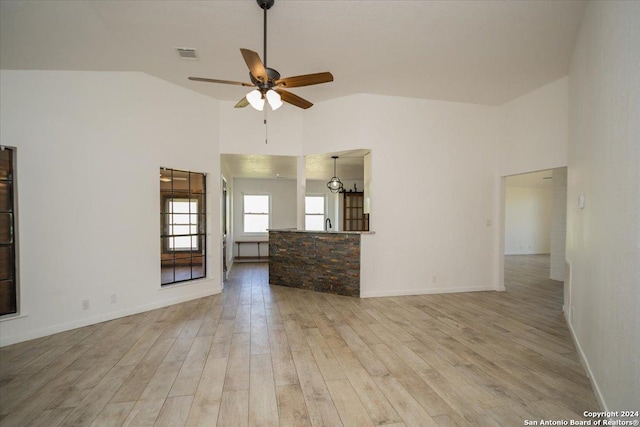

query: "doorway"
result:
(501, 167), (568, 306)
(222, 178), (229, 283)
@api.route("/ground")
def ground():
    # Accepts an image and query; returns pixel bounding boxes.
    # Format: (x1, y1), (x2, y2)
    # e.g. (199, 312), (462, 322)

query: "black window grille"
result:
(160, 168), (206, 285)
(0, 147), (17, 316)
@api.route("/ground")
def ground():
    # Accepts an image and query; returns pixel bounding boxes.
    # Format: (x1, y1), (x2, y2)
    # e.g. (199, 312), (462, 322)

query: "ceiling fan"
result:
(188, 0), (333, 110)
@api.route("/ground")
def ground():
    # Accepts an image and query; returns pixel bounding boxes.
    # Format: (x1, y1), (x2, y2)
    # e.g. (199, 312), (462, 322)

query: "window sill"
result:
(0, 312), (29, 322)
(159, 276), (209, 290)
(239, 232), (268, 238)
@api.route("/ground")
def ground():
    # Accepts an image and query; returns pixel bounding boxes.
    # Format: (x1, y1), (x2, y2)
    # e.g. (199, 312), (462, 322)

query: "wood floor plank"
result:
(336, 324), (389, 377)
(291, 350), (343, 427)
(109, 338), (175, 404)
(0, 343), (93, 415)
(217, 390), (249, 427)
(369, 343), (455, 417)
(271, 352), (300, 387)
(305, 328), (346, 382)
(184, 357), (228, 427)
(137, 361), (182, 401)
(59, 365), (136, 426)
(27, 407), (73, 427)
(248, 354), (279, 427)
(116, 323), (165, 367)
(121, 399), (165, 427)
(154, 395), (193, 427)
(168, 335), (213, 397)
(250, 312), (271, 355)
(276, 384), (312, 427)
(373, 374), (439, 427)
(331, 347), (402, 426)
(229, 332), (251, 359)
(224, 355), (250, 391)
(326, 378), (375, 427)
(209, 319), (235, 359)
(89, 401), (135, 427)
(0, 368), (86, 426)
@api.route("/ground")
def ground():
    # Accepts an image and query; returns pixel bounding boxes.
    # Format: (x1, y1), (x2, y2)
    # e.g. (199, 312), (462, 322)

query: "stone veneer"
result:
(269, 230), (361, 297)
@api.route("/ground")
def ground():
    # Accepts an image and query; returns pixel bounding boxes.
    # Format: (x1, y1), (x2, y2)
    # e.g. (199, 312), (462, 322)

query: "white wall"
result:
(219, 101), (304, 156)
(550, 167), (567, 280)
(498, 77), (569, 177)
(231, 178), (296, 257)
(504, 186), (552, 255)
(0, 70), (221, 346)
(305, 94), (502, 297)
(566, 1), (640, 411)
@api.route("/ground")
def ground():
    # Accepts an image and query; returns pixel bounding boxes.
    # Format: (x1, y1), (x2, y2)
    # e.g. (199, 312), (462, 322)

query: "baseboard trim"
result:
(360, 285), (497, 298)
(0, 285), (222, 347)
(563, 309), (607, 412)
(505, 252), (552, 256)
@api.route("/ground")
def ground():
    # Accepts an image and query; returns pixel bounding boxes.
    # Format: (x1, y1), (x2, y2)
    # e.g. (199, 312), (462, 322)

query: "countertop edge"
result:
(268, 229), (375, 235)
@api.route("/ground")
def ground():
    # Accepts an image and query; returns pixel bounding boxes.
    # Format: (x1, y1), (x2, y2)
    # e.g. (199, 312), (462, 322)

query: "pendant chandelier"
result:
(326, 156), (344, 193)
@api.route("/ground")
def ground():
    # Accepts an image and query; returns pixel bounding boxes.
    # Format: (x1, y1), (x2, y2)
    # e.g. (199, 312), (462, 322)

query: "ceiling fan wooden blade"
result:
(275, 72), (334, 88)
(276, 89), (313, 109)
(240, 48), (268, 82)
(234, 97), (250, 108)
(189, 77), (254, 87)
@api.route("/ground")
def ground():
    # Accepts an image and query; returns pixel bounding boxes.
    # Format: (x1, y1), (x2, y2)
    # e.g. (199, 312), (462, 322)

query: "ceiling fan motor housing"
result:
(250, 68), (281, 93)
(257, 0), (274, 10)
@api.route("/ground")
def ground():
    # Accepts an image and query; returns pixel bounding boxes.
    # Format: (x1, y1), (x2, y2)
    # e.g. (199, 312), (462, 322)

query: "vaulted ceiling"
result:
(1, 0), (586, 106)
(1, 1), (586, 179)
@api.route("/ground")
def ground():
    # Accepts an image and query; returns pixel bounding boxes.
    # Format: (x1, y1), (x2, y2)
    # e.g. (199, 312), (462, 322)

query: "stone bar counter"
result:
(268, 229), (372, 297)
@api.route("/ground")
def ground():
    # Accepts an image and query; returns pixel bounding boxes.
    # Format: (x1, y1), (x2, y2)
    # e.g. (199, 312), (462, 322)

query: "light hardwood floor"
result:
(0, 255), (598, 426)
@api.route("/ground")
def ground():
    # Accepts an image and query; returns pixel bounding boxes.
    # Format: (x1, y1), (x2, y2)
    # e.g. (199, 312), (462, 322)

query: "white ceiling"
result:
(1, 0), (586, 106)
(1, 1), (585, 180)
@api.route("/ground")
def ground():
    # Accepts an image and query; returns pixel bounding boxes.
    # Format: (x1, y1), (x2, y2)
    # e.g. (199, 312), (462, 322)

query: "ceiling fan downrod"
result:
(257, 0), (274, 68)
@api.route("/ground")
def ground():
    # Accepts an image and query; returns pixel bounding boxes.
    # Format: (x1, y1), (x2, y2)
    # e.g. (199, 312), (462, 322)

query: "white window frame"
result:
(305, 194), (326, 231)
(166, 198), (199, 251)
(242, 193), (270, 234)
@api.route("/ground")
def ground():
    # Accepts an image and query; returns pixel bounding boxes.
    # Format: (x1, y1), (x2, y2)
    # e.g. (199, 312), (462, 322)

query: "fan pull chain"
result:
(264, 108), (268, 144)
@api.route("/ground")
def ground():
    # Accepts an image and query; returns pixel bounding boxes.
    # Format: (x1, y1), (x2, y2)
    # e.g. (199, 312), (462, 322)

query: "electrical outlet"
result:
(432, 275), (437, 283)
(110, 294), (117, 304)
(82, 299), (90, 310)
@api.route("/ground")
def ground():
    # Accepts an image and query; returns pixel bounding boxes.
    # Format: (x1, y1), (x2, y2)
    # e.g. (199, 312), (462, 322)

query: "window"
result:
(243, 194), (269, 233)
(0, 147), (17, 316)
(167, 199), (199, 251)
(305, 195), (325, 231)
(160, 168), (206, 285)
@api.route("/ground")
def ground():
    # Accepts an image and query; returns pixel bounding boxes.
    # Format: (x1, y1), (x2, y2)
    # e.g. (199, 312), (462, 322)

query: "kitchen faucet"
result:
(325, 217), (332, 231)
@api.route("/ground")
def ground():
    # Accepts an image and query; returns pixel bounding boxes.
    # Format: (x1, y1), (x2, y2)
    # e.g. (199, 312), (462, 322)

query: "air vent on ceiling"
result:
(176, 48), (198, 60)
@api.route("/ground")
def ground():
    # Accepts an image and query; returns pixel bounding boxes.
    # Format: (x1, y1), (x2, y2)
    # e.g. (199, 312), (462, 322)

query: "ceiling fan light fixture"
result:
(266, 90), (283, 110)
(246, 89), (265, 111)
